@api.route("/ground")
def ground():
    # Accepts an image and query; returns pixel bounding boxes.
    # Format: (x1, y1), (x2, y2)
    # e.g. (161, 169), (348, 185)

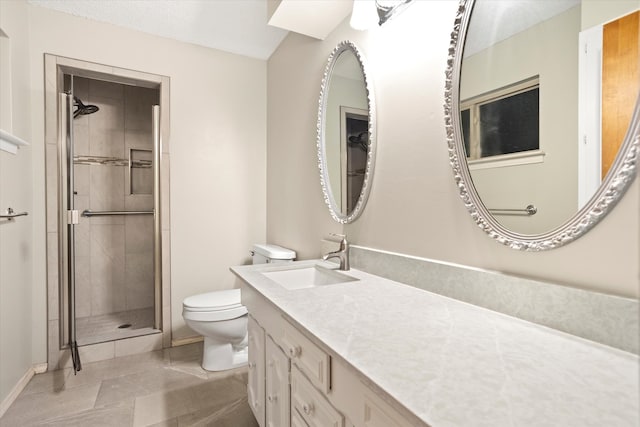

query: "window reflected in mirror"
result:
(462, 79), (539, 160)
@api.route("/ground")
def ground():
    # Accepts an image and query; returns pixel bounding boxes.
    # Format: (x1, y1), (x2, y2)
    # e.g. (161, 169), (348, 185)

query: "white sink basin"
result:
(262, 265), (358, 290)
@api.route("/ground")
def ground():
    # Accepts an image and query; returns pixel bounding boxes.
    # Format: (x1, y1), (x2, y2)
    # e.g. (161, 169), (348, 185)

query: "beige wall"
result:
(267, 1), (639, 298)
(267, 25), (342, 255)
(582, 0), (639, 29)
(22, 4), (267, 345)
(0, 0), (34, 407)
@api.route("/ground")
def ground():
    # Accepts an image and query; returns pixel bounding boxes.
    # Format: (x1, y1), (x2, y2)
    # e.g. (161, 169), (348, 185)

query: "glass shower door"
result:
(60, 76), (162, 374)
(62, 91), (82, 373)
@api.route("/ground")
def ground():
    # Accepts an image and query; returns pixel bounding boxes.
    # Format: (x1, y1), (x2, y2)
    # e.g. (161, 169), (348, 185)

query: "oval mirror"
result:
(445, 0), (639, 250)
(317, 41), (376, 223)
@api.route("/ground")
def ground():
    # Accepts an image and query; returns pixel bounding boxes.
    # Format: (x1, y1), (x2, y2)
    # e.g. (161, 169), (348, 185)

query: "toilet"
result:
(182, 244), (296, 371)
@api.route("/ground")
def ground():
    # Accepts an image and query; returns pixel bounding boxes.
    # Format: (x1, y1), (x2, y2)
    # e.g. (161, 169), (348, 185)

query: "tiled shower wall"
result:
(73, 77), (158, 318)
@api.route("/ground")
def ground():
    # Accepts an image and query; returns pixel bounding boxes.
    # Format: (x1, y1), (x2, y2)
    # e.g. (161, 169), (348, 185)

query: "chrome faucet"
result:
(322, 233), (350, 271)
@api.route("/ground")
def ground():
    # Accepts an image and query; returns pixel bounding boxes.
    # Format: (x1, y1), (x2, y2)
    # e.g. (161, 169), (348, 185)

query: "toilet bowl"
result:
(182, 289), (248, 371)
(182, 244), (296, 372)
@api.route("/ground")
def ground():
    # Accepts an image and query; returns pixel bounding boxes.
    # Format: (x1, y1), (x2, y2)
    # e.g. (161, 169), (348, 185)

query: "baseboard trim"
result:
(171, 336), (203, 347)
(33, 363), (48, 374)
(0, 366), (35, 418)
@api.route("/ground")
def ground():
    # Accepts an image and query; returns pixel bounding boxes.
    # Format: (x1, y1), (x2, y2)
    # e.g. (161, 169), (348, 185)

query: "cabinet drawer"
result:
(363, 392), (413, 427)
(291, 366), (344, 427)
(281, 319), (331, 393)
(291, 408), (310, 427)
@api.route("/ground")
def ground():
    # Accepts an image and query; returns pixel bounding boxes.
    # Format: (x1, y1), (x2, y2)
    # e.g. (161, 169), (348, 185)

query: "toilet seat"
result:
(183, 289), (242, 311)
(183, 289), (247, 322)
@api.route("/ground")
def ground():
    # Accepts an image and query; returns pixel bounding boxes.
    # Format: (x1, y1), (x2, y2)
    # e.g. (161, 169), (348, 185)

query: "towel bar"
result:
(82, 209), (153, 217)
(488, 204), (537, 216)
(1, 207), (29, 220)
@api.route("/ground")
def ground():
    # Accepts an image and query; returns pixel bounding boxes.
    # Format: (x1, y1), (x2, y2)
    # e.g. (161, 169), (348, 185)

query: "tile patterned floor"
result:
(76, 307), (157, 346)
(0, 343), (259, 427)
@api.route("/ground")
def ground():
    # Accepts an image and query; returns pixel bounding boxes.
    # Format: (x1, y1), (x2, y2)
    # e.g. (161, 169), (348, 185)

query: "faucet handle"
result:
(327, 233), (348, 251)
(328, 233), (346, 241)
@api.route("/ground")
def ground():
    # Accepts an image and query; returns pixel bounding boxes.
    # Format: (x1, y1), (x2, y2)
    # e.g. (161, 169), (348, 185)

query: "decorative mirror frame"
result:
(444, 0), (639, 251)
(317, 40), (376, 224)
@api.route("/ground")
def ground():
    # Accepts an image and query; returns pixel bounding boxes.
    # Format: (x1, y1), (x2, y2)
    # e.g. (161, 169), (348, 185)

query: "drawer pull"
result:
(302, 402), (314, 415)
(268, 394), (278, 402)
(248, 362), (255, 369)
(289, 345), (302, 358)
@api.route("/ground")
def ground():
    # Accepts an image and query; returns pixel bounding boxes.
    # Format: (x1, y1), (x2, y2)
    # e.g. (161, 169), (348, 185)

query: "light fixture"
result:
(350, 0), (379, 31)
(350, 0), (414, 30)
(375, 0), (414, 26)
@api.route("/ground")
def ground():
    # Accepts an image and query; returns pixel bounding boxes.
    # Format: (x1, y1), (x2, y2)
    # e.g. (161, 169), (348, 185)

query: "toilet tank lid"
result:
(183, 289), (242, 310)
(252, 244), (296, 260)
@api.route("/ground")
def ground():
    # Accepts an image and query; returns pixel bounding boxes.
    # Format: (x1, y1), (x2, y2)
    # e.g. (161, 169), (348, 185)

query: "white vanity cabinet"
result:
(281, 318), (331, 393)
(266, 335), (290, 427)
(291, 364), (344, 427)
(291, 407), (310, 427)
(242, 285), (416, 427)
(248, 315), (266, 427)
(249, 315), (292, 427)
(234, 260), (640, 427)
(247, 310), (343, 427)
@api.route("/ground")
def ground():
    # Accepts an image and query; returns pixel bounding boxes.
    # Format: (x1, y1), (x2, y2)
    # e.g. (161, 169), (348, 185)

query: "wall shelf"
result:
(0, 129), (29, 154)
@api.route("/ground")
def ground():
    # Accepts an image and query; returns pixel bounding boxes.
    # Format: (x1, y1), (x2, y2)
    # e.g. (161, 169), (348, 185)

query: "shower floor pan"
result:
(76, 307), (159, 346)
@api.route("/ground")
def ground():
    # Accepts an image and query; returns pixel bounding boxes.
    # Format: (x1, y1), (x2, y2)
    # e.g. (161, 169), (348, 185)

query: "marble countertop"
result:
(231, 260), (639, 427)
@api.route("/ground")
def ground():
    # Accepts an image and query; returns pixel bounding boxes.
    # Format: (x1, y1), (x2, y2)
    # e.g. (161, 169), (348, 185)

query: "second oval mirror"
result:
(446, 0), (639, 250)
(317, 41), (376, 223)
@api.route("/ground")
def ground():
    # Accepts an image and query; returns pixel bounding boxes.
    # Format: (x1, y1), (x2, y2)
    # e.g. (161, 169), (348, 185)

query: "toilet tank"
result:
(252, 244), (296, 264)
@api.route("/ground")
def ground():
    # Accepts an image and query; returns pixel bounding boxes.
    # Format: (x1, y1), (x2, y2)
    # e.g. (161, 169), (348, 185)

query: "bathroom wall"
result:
(12, 2), (268, 356)
(0, 0), (34, 411)
(582, 1), (638, 29)
(72, 77), (157, 319)
(267, 1), (639, 298)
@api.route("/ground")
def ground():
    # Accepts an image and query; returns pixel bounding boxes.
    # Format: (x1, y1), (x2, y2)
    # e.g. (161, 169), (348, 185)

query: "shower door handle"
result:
(152, 105), (162, 331)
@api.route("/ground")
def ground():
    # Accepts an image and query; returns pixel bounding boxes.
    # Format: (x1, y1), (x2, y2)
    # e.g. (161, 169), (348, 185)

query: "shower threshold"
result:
(76, 307), (160, 346)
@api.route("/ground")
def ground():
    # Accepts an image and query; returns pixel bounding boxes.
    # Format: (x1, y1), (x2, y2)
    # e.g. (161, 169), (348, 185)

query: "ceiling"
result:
(28, 0), (292, 60)
(29, 0), (584, 61)
(464, 0), (581, 57)
(27, 0), (353, 60)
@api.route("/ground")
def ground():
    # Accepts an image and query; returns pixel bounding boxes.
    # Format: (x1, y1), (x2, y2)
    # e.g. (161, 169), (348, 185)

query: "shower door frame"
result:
(44, 54), (172, 370)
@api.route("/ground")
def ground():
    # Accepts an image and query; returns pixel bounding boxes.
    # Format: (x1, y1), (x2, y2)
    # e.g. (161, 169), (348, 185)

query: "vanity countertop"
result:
(231, 260), (639, 427)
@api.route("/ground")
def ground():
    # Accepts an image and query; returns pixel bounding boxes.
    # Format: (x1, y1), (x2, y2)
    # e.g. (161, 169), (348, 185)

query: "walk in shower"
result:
(45, 56), (170, 373)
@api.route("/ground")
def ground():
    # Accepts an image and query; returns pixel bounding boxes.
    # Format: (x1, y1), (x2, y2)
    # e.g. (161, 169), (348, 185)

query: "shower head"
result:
(73, 96), (99, 118)
(348, 132), (369, 151)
